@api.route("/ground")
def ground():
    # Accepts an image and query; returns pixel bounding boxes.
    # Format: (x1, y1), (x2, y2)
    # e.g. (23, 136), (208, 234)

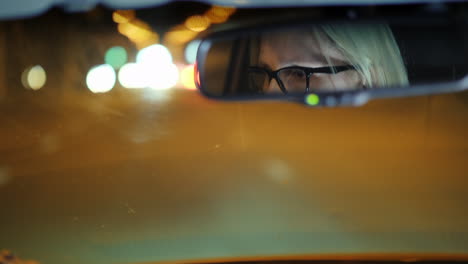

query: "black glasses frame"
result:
(248, 65), (356, 94)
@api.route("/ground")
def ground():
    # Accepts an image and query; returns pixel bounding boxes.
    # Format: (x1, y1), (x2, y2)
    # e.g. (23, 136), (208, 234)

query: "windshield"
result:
(0, 2), (467, 264)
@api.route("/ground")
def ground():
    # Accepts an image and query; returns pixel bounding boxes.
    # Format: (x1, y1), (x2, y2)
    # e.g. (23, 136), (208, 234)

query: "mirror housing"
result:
(195, 5), (468, 107)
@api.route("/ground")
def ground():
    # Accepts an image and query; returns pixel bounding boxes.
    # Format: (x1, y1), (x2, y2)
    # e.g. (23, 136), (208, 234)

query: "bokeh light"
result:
(135, 34), (159, 50)
(22, 65), (46, 90)
(185, 15), (210, 32)
(118, 63), (147, 89)
(117, 20), (159, 49)
(136, 44), (173, 67)
(86, 64), (116, 93)
(194, 62), (201, 88)
(205, 5), (236, 23)
(118, 20), (153, 41)
(180, 65), (197, 90)
(205, 11), (228, 24)
(147, 63), (179, 90)
(112, 10), (136, 24)
(116, 44), (179, 90)
(211, 5), (236, 17)
(164, 27), (198, 45)
(184, 39), (201, 64)
(105, 46), (128, 69)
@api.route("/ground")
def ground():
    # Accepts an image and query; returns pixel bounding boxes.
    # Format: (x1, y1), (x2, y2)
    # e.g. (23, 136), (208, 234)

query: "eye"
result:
(292, 70), (305, 78)
(281, 68), (305, 80)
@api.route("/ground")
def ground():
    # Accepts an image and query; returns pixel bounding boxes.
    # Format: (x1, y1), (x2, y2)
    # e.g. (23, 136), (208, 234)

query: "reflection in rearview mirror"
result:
(196, 20), (468, 105)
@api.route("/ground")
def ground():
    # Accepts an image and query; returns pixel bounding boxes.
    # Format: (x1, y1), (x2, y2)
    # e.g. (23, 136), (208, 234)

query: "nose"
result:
(266, 79), (283, 94)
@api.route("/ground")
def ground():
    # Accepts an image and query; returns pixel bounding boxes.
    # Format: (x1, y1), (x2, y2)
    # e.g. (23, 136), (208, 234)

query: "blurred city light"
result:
(86, 64), (116, 93)
(117, 19), (159, 49)
(105, 46), (128, 69)
(185, 15), (211, 32)
(136, 44), (173, 67)
(211, 5), (236, 17)
(147, 63), (179, 90)
(205, 5), (236, 23)
(205, 11), (228, 24)
(180, 64), (197, 90)
(118, 62), (179, 90)
(118, 63), (147, 89)
(112, 10), (136, 24)
(117, 21), (136, 37)
(22, 65), (46, 90)
(164, 26), (198, 45)
(194, 62), (201, 88)
(135, 34), (159, 50)
(118, 20), (155, 41)
(184, 39), (201, 64)
(116, 44), (179, 90)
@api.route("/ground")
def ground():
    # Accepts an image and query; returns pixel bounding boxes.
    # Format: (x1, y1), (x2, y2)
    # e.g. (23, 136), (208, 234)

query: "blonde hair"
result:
(317, 23), (409, 88)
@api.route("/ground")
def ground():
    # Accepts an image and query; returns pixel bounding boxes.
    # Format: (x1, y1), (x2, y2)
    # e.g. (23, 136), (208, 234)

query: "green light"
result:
(105, 46), (127, 69)
(305, 94), (320, 106)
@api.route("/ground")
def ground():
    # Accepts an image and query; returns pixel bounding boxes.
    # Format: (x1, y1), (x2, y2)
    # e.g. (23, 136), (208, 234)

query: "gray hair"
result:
(317, 23), (409, 88)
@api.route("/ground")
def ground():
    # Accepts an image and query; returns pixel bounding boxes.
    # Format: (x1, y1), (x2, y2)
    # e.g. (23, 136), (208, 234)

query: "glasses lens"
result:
(248, 69), (269, 93)
(278, 68), (306, 93)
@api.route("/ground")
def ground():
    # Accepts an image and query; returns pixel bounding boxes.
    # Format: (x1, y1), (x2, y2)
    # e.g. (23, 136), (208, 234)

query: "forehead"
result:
(258, 29), (347, 68)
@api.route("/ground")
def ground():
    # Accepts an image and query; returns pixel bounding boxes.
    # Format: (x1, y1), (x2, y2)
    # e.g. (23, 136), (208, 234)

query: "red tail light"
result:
(194, 62), (201, 89)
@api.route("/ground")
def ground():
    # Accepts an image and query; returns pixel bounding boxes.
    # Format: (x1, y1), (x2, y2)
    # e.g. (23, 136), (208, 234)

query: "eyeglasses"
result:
(247, 65), (356, 94)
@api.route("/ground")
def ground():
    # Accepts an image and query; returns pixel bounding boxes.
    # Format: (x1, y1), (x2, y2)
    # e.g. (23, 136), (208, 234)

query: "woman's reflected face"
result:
(254, 30), (362, 94)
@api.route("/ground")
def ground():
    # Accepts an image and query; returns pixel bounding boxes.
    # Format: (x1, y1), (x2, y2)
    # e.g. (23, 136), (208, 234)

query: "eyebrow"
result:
(310, 48), (349, 61)
(280, 54), (349, 68)
(256, 45), (350, 70)
(257, 62), (273, 71)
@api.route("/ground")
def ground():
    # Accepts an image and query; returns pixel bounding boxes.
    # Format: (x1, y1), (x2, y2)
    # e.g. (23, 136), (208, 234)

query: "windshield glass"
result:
(0, 3), (468, 264)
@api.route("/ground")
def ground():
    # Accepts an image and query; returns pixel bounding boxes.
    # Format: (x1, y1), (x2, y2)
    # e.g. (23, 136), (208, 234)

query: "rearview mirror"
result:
(195, 15), (468, 106)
